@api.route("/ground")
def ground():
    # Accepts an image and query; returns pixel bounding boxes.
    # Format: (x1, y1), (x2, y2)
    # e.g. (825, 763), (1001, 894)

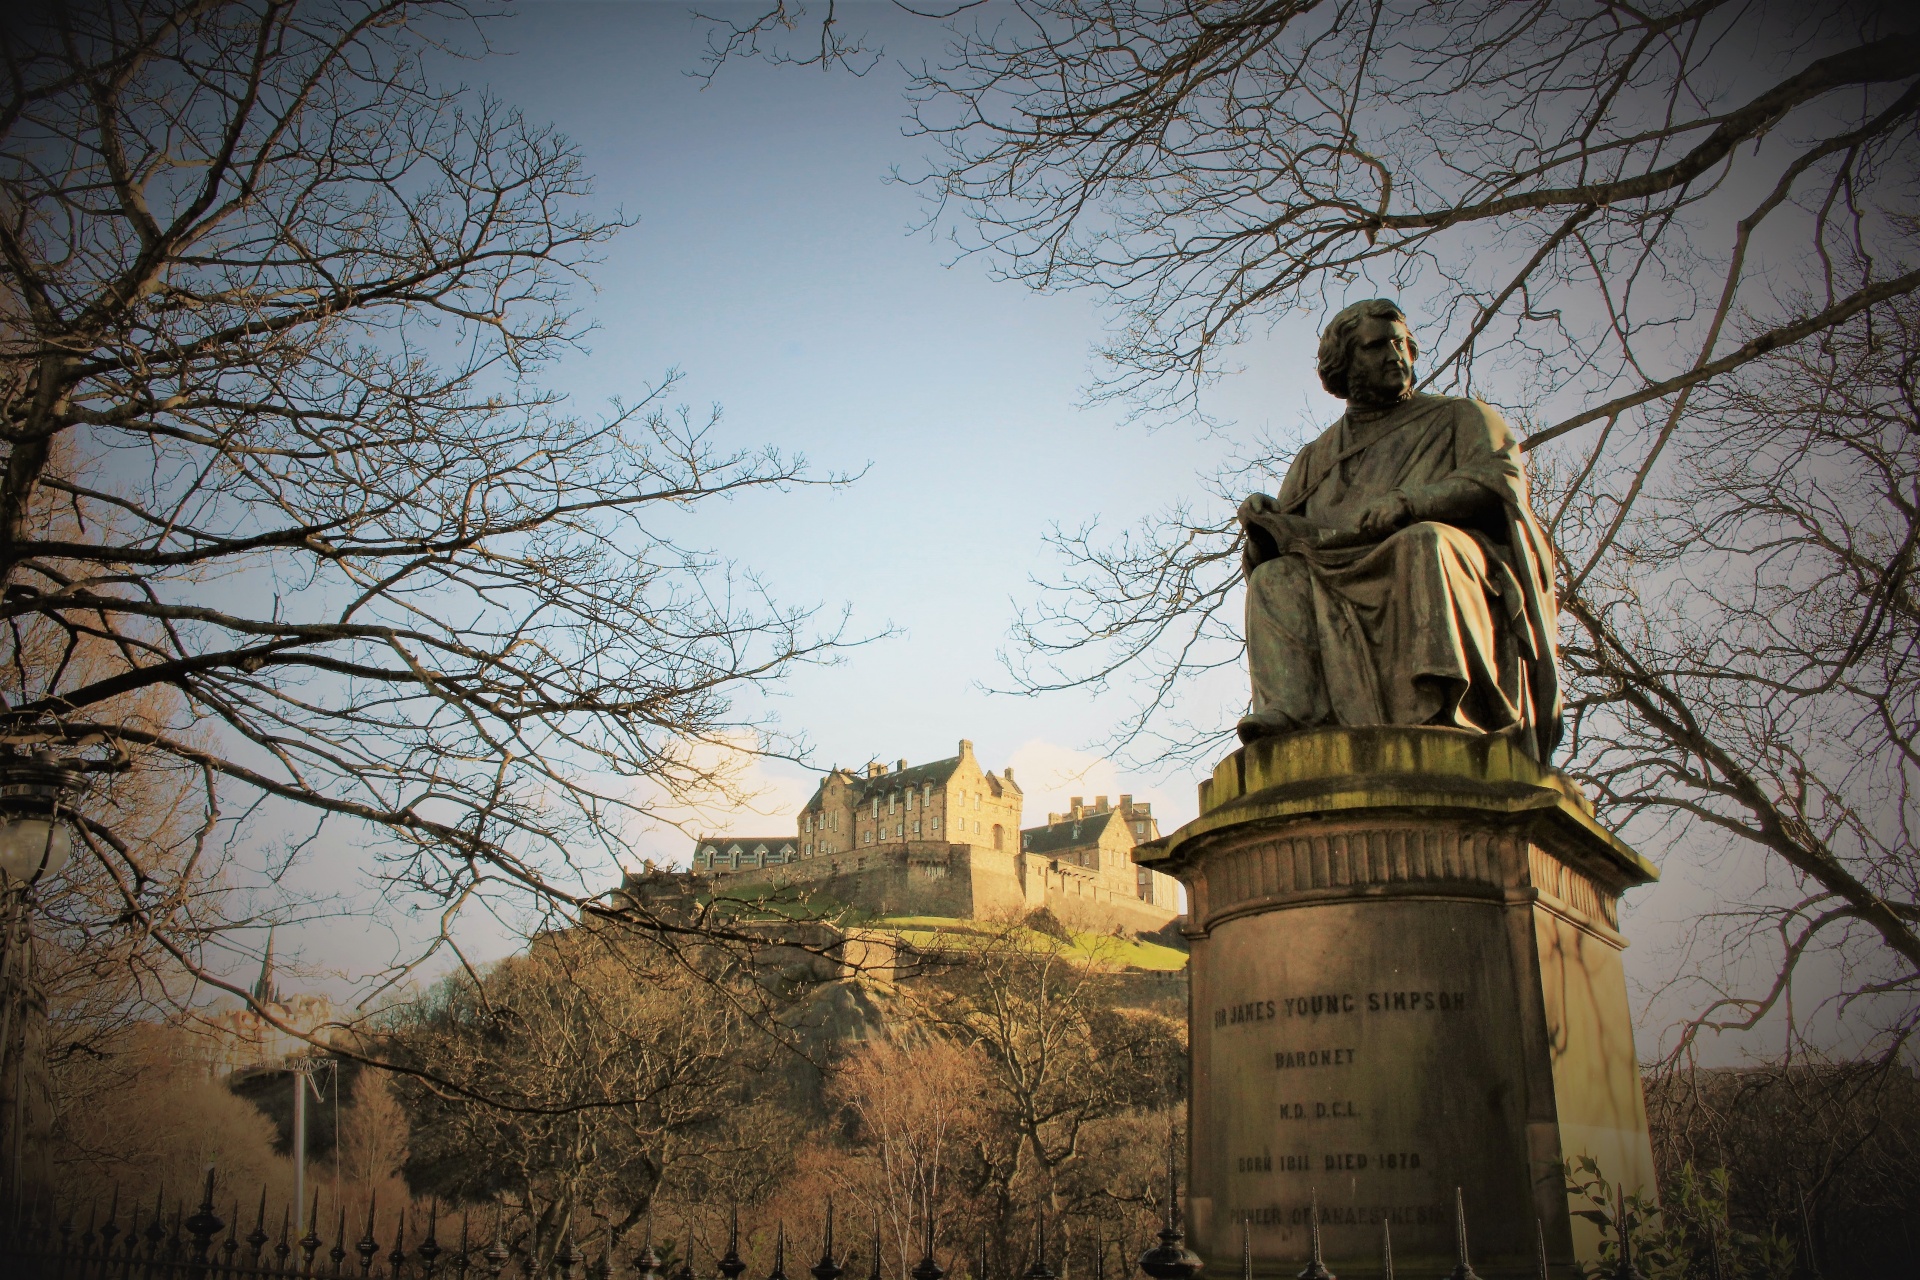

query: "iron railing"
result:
(0, 1163), (1633, 1280)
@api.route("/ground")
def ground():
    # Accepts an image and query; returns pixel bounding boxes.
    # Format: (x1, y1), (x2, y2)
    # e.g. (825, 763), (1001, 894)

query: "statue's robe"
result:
(1242, 393), (1563, 761)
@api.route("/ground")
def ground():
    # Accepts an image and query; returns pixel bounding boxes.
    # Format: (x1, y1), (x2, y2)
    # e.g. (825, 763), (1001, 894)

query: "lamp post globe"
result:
(0, 753), (83, 887)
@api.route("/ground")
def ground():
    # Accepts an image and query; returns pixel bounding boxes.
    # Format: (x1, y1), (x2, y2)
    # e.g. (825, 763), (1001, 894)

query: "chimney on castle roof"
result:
(1119, 793), (1133, 813)
(1069, 796), (1083, 819)
(898, 758), (909, 774)
(958, 739), (974, 758)
(1049, 812), (1062, 825)
(1095, 795), (1109, 813)
(868, 762), (887, 777)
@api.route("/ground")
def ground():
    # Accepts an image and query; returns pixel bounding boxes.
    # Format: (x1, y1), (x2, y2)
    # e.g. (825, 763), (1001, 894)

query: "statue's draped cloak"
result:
(1244, 394), (1564, 760)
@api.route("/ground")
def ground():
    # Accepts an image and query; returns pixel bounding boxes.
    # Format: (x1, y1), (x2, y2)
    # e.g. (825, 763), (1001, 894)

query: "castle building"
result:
(195, 931), (339, 1077)
(683, 739), (1183, 936)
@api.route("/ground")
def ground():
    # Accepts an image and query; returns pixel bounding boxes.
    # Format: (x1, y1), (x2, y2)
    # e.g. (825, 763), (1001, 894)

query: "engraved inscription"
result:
(1320, 1151), (1422, 1171)
(1244, 1203), (1449, 1228)
(1365, 989), (1469, 1012)
(1274, 1048), (1354, 1068)
(1216, 988), (1470, 1026)
(1272, 1100), (1361, 1120)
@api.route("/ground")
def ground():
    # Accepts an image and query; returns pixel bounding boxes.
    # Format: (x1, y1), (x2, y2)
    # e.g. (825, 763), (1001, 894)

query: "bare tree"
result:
(824, 1037), (990, 1276)
(1559, 298), (1920, 1057)
(704, 2), (1920, 1056)
(0, 0), (855, 1047)
(918, 924), (1183, 1227)
(386, 923), (781, 1272)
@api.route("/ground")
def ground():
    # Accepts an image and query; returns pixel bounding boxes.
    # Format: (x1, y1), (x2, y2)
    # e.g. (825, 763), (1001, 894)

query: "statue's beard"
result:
(1348, 365), (1413, 408)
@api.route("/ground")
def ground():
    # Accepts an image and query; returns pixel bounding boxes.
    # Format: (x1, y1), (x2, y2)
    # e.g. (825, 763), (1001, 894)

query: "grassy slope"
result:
(866, 915), (1189, 972)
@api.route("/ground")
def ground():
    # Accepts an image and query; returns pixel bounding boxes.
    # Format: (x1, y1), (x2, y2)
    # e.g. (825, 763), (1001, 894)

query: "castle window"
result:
(931, 816), (941, 831)
(872, 796), (879, 818)
(906, 789), (914, 810)
(912, 821), (920, 835)
(889, 792), (897, 814)
(1022, 833), (1031, 850)
(1135, 821), (1145, 834)
(805, 842), (813, 857)
(864, 831), (873, 845)
(975, 820), (981, 834)
(923, 784), (931, 807)
(895, 823), (903, 838)
(992, 824), (1003, 851)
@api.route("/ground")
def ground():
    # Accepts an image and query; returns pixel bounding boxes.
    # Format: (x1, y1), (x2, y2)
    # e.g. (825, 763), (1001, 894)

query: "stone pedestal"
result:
(1134, 727), (1659, 1278)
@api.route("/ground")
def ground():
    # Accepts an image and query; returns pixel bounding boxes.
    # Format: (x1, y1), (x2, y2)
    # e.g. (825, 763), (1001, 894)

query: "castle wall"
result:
(707, 839), (1179, 935)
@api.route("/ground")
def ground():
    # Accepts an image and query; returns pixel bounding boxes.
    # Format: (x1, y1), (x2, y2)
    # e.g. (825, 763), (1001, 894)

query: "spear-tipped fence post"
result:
(869, 1214), (883, 1280)
(1295, 1189), (1332, 1280)
(301, 1192), (324, 1275)
(671, 1224), (697, 1280)
(1137, 1129), (1202, 1280)
(330, 1208), (349, 1278)
(1445, 1189), (1478, 1280)
(911, 1212), (943, 1280)
(452, 1212), (472, 1280)
(813, 1196), (843, 1280)
(144, 1187), (167, 1260)
(419, 1202), (443, 1280)
(1609, 1188), (1642, 1280)
(1534, 1219), (1547, 1280)
(768, 1223), (790, 1280)
(273, 1204), (294, 1273)
(1380, 1219), (1393, 1280)
(222, 1198), (242, 1272)
(635, 1222), (665, 1280)
(387, 1209), (409, 1280)
(719, 1206), (747, 1280)
(247, 1188), (272, 1266)
(100, 1186), (123, 1263)
(480, 1205), (508, 1280)
(355, 1197), (380, 1278)
(976, 1229), (989, 1280)
(1020, 1210), (1052, 1280)
(556, 1231), (583, 1280)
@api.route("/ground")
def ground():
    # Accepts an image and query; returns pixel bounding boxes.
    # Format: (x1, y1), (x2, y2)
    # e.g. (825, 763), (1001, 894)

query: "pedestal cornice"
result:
(1134, 727), (1657, 941)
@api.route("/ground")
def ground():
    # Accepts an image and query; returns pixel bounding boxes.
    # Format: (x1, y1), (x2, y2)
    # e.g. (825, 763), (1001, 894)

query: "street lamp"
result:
(0, 749), (82, 1214)
(0, 752), (82, 887)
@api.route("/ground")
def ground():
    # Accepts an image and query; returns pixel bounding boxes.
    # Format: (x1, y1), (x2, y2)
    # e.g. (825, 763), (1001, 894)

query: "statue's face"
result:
(1345, 315), (1415, 405)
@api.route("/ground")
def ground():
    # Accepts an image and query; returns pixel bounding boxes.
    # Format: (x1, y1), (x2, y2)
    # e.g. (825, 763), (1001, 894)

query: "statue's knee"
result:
(1397, 520), (1452, 546)
(1250, 556), (1308, 598)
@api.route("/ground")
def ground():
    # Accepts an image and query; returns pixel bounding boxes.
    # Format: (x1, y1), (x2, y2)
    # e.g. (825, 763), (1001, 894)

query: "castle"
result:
(681, 739), (1183, 936)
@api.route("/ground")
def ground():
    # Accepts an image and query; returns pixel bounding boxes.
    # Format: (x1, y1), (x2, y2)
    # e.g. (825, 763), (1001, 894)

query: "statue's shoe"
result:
(1235, 709), (1303, 744)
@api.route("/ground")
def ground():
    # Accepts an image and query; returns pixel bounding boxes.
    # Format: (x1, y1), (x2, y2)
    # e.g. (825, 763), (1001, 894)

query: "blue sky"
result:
(459, 3), (1327, 842)
(238, 2), (1876, 1066)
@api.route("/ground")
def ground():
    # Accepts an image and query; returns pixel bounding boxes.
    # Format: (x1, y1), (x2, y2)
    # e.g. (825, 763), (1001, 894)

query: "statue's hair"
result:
(1317, 299), (1417, 398)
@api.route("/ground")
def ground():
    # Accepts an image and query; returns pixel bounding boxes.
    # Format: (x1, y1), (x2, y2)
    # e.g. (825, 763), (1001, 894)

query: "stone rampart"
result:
(705, 839), (1180, 935)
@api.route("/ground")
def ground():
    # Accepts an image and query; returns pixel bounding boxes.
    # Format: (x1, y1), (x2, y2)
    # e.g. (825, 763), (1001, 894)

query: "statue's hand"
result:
(1238, 492), (1280, 524)
(1356, 491), (1414, 538)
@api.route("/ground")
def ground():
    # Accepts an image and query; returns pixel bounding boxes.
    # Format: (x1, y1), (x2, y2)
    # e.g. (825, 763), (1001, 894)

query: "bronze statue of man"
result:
(1236, 299), (1564, 760)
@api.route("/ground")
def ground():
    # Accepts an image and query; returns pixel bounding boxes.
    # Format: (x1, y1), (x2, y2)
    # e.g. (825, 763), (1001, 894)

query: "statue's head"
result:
(1317, 299), (1418, 400)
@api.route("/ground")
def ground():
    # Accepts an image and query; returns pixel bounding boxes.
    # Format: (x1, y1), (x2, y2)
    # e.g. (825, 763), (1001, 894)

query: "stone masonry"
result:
(681, 739), (1184, 936)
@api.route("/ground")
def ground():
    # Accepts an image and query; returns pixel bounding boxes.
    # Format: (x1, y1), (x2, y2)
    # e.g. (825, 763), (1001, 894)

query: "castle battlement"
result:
(670, 739), (1183, 936)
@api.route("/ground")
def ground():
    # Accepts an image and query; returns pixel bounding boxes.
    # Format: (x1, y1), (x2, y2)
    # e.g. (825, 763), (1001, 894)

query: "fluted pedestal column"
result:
(1134, 727), (1659, 1278)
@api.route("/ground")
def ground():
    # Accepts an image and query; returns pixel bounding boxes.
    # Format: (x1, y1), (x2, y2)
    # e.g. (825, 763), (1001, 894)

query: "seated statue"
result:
(1236, 299), (1564, 761)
